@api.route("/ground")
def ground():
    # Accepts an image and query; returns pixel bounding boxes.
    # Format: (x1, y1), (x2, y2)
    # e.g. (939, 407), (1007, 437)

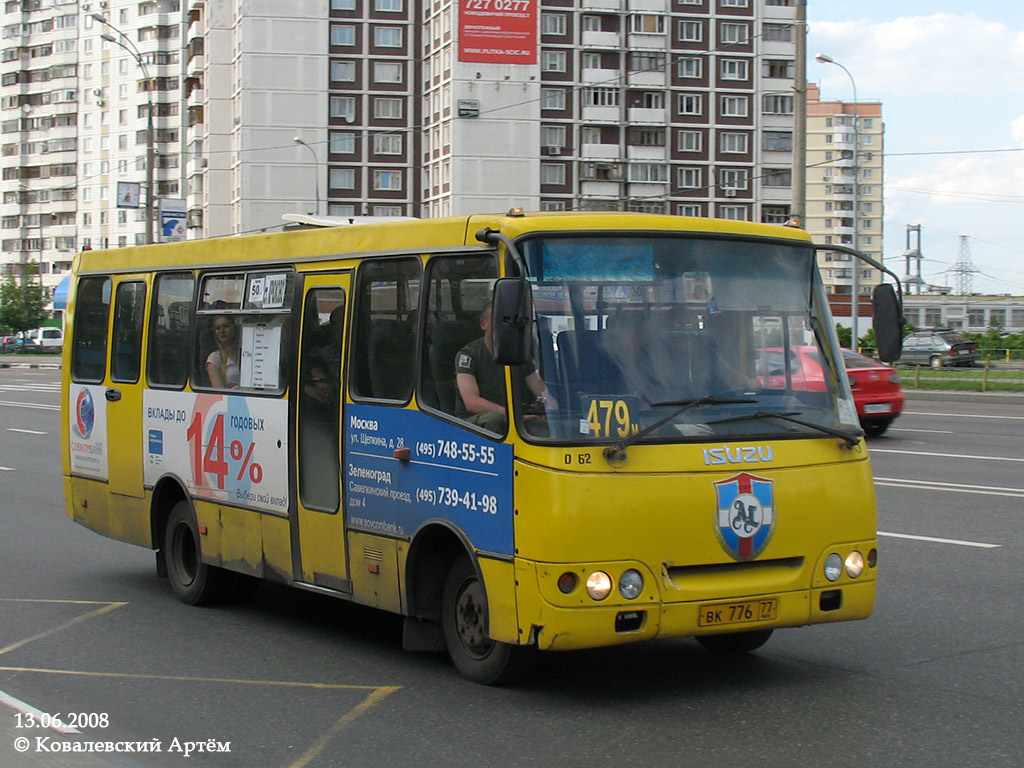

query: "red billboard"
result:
(458, 0), (537, 64)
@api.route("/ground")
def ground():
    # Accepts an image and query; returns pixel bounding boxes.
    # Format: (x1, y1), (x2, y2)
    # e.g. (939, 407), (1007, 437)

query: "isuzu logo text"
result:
(702, 445), (773, 465)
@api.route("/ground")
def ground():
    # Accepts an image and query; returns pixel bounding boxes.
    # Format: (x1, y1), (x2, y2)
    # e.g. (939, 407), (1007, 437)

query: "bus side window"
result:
(70, 276), (112, 383)
(351, 257), (420, 402)
(147, 272), (195, 388)
(111, 281), (146, 383)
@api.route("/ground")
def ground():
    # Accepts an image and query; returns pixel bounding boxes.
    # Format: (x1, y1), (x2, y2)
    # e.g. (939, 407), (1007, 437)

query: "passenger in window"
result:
(207, 315), (241, 388)
(455, 302), (555, 434)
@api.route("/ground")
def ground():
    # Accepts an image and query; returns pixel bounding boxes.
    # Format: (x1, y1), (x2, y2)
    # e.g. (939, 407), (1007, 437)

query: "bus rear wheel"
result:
(441, 555), (535, 685)
(696, 629), (773, 655)
(164, 501), (233, 606)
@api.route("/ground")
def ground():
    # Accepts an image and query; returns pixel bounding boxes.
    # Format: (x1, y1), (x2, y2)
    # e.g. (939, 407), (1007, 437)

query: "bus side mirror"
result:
(491, 277), (532, 366)
(872, 283), (904, 363)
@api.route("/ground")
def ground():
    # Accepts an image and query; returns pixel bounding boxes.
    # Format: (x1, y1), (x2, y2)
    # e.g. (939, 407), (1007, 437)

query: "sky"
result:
(806, 1), (1024, 295)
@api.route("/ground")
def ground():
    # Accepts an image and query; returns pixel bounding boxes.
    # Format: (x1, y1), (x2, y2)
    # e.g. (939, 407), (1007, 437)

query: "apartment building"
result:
(2, 0), (799, 305)
(805, 82), (884, 316)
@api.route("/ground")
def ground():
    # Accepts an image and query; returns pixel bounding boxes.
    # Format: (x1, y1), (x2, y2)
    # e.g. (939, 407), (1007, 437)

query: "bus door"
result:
(106, 276), (148, 499)
(292, 275), (350, 590)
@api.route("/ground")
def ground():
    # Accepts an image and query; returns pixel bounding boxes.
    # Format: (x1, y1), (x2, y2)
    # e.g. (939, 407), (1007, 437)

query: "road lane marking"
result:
(878, 531), (1000, 549)
(287, 686), (402, 768)
(0, 600), (127, 657)
(871, 448), (1024, 464)
(904, 411), (1024, 421)
(875, 476), (1024, 499)
(0, 399), (59, 411)
(0, 688), (81, 734)
(7, 428), (46, 435)
(889, 428), (954, 434)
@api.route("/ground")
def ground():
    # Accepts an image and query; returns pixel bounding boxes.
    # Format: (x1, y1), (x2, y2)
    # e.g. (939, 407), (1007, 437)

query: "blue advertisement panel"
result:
(345, 404), (514, 556)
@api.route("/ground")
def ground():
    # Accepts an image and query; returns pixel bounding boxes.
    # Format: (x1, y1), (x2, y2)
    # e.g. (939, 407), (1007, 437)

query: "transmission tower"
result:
(952, 235), (979, 296)
(902, 224), (925, 294)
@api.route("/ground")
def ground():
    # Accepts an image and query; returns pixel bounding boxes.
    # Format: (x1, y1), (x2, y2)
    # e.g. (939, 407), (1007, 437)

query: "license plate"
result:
(863, 403), (892, 414)
(699, 598), (778, 627)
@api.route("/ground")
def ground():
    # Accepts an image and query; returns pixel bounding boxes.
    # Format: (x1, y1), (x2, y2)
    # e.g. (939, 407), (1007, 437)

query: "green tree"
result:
(834, 323), (852, 349)
(0, 274), (47, 335)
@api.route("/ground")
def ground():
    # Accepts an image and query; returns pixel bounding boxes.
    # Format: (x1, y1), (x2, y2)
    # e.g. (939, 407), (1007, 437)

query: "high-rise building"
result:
(806, 82), (884, 322)
(2, 0), (800, 309)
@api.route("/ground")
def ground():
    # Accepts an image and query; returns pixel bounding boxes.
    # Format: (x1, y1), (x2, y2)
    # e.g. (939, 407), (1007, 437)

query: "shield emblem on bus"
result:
(714, 472), (775, 562)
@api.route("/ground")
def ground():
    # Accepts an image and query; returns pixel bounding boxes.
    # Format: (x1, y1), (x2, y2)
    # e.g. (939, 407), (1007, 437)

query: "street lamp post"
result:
(815, 52), (860, 343)
(293, 137), (321, 216)
(92, 14), (156, 244)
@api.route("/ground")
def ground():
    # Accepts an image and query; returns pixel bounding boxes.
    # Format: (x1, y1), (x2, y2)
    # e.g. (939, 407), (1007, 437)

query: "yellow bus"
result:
(62, 211), (904, 684)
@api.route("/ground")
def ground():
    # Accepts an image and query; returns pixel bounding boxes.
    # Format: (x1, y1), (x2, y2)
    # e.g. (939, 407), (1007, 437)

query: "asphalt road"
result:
(0, 367), (1021, 767)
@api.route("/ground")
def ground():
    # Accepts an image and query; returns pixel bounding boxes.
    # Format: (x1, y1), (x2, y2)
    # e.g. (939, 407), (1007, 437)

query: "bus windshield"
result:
(518, 234), (859, 444)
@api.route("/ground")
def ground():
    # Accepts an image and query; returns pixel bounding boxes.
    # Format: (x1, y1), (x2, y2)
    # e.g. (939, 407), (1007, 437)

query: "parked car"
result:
(758, 346), (905, 437)
(895, 328), (979, 368)
(21, 326), (63, 353)
(1, 333), (19, 353)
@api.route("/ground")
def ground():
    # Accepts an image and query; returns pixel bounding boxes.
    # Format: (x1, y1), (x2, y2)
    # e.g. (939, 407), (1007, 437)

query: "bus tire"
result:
(441, 555), (535, 685)
(696, 628), (773, 655)
(164, 500), (230, 606)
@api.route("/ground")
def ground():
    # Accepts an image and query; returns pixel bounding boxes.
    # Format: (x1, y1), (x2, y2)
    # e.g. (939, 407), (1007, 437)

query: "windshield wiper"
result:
(707, 410), (862, 448)
(603, 394), (756, 466)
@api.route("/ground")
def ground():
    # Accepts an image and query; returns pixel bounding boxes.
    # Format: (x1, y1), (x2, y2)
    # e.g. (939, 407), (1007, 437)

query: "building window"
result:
(677, 167), (702, 188)
(678, 94), (702, 115)
(763, 94), (794, 114)
(541, 13), (566, 35)
(763, 59), (794, 79)
(677, 130), (701, 152)
(630, 14), (665, 34)
(331, 60), (356, 82)
(582, 87), (618, 107)
(582, 52), (602, 69)
(719, 205), (748, 220)
(373, 27), (403, 47)
(677, 57), (702, 78)
(541, 88), (566, 110)
(541, 51), (566, 72)
(720, 95), (748, 117)
(373, 61), (403, 83)
(374, 0), (402, 10)
(373, 97), (403, 118)
(762, 169), (791, 187)
(373, 169), (403, 190)
(332, 0), (356, 8)
(763, 131), (792, 151)
(763, 23), (792, 42)
(677, 204), (701, 216)
(330, 96), (356, 121)
(629, 163), (668, 182)
(373, 133), (402, 154)
(541, 163), (566, 185)
(540, 125), (566, 148)
(678, 21), (702, 42)
(721, 59), (748, 80)
(720, 169), (748, 190)
(719, 132), (748, 153)
(330, 132), (356, 153)
(330, 168), (355, 189)
(330, 24), (355, 46)
(720, 23), (749, 45)
(581, 126), (601, 144)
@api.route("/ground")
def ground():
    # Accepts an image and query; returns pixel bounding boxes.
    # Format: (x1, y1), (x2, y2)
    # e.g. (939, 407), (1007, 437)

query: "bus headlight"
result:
(845, 551), (865, 579)
(618, 569), (644, 600)
(824, 553), (843, 582)
(585, 571), (613, 601)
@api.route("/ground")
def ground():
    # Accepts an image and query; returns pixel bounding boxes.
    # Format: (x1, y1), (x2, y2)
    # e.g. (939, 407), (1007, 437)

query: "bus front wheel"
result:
(164, 501), (232, 606)
(441, 555), (535, 685)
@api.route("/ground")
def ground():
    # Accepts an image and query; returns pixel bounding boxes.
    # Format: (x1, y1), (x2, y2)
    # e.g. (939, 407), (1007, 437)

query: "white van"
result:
(23, 326), (63, 353)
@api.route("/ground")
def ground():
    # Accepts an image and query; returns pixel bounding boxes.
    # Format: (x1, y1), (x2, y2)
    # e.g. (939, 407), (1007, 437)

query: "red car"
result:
(758, 347), (904, 437)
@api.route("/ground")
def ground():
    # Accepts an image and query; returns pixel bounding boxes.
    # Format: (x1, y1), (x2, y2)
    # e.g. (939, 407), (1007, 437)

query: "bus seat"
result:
(428, 319), (480, 414)
(367, 318), (414, 400)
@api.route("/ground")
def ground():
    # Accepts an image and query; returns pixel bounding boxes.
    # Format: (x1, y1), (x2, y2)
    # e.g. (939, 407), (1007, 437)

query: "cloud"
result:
(810, 14), (1024, 97)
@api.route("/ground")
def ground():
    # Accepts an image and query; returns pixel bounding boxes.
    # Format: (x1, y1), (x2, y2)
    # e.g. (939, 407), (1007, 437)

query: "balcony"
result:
(581, 106), (619, 122)
(581, 31), (619, 48)
(626, 70), (665, 87)
(581, 67), (620, 84)
(626, 145), (665, 161)
(580, 143), (620, 159)
(580, 0), (622, 10)
(627, 107), (666, 123)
